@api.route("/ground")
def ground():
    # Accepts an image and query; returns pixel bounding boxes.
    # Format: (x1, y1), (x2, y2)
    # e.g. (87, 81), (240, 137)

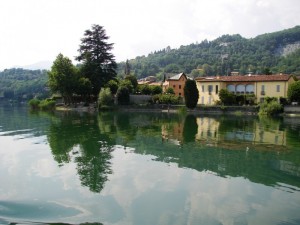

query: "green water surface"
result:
(0, 105), (300, 225)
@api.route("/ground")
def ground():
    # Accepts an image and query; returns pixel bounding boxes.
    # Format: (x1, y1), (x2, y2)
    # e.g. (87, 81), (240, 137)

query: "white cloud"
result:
(0, 0), (299, 70)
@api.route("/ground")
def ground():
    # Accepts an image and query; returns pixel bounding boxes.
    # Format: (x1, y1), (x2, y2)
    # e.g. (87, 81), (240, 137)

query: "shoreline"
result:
(55, 104), (300, 117)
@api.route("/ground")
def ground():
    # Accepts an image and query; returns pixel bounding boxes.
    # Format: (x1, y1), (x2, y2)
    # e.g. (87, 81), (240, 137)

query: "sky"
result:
(0, 0), (299, 70)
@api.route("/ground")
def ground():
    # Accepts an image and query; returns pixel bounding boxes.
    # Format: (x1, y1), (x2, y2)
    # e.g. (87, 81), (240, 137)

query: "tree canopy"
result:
(48, 53), (78, 104)
(76, 24), (117, 96)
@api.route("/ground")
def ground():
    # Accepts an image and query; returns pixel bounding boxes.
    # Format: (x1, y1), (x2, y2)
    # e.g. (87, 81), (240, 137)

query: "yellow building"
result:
(163, 73), (188, 97)
(195, 74), (296, 105)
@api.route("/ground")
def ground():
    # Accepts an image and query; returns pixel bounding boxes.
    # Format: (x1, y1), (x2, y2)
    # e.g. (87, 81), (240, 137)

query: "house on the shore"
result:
(195, 74), (296, 105)
(163, 73), (190, 97)
(137, 76), (163, 88)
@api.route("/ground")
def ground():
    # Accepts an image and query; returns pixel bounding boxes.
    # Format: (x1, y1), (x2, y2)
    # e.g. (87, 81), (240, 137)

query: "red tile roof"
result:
(195, 74), (293, 82)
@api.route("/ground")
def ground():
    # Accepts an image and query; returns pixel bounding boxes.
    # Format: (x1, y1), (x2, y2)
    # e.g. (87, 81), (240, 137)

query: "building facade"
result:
(163, 73), (188, 97)
(195, 74), (296, 105)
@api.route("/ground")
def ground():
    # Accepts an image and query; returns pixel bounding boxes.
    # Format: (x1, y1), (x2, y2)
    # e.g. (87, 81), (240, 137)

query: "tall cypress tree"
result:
(184, 79), (199, 109)
(76, 24), (117, 96)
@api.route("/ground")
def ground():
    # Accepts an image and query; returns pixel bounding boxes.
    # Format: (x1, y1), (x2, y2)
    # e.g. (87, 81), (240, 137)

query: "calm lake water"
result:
(0, 105), (300, 225)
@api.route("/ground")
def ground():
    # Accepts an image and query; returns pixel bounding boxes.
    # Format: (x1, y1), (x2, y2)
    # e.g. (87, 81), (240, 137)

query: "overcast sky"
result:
(0, 0), (299, 70)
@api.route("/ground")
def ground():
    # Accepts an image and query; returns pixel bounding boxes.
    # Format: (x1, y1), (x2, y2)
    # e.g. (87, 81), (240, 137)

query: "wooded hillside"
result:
(0, 68), (48, 100)
(117, 26), (300, 79)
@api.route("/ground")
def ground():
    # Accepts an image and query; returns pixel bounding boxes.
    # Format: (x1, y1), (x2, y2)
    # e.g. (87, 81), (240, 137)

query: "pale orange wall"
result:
(165, 76), (187, 97)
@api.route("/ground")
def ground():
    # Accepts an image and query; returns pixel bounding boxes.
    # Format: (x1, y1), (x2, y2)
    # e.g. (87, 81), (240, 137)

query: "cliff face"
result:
(276, 42), (300, 57)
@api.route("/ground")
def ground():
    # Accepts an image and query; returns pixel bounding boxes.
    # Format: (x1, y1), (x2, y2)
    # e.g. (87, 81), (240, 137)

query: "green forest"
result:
(0, 68), (48, 101)
(117, 26), (300, 79)
(1, 26), (300, 101)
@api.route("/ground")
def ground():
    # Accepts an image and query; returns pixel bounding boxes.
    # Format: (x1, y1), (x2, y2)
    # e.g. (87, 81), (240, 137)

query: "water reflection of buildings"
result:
(196, 117), (286, 147)
(196, 117), (220, 145)
(162, 116), (287, 150)
(161, 123), (183, 145)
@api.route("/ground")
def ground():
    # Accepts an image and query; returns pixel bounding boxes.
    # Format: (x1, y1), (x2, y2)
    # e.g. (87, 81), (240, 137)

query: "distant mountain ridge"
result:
(17, 60), (52, 70)
(117, 26), (300, 78)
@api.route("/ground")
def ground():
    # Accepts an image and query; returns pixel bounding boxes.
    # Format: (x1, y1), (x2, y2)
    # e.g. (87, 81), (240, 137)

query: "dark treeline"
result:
(117, 26), (300, 79)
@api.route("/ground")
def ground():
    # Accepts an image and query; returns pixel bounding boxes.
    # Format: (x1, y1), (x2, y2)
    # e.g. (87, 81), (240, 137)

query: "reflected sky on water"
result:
(0, 106), (300, 225)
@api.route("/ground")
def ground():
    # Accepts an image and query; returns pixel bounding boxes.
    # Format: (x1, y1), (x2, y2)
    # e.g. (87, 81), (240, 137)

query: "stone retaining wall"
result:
(284, 106), (300, 114)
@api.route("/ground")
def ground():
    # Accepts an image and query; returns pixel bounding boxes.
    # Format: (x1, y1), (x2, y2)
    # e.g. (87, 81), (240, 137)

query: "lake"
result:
(0, 105), (300, 225)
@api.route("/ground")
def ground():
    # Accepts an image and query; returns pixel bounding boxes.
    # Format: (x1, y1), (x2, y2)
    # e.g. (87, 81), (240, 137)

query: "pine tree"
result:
(76, 24), (117, 96)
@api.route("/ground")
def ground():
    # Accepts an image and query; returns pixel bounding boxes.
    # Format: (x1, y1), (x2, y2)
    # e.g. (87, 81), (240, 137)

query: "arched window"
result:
(245, 84), (254, 94)
(227, 84), (235, 93)
(236, 84), (245, 94)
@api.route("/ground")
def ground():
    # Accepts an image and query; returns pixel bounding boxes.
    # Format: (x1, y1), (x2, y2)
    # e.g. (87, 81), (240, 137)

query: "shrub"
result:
(265, 96), (278, 103)
(138, 84), (151, 95)
(150, 85), (162, 95)
(259, 99), (283, 116)
(98, 88), (114, 108)
(39, 99), (56, 111)
(287, 80), (300, 103)
(125, 75), (138, 92)
(106, 80), (119, 95)
(28, 99), (41, 110)
(219, 89), (236, 105)
(29, 98), (55, 111)
(117, 86), (130, 105)
(152, 94), (160, 104)
(165, 87), (175, 95)
(245, 94), (256, 105)
(280, 97), (288, 105)
(155, 94), (180, 104)
(119, 79), (134, 94)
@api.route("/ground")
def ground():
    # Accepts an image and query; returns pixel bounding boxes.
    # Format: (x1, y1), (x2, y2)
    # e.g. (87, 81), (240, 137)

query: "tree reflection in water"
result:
(47, 111), (300, 192)
(47, 111), (114, 193)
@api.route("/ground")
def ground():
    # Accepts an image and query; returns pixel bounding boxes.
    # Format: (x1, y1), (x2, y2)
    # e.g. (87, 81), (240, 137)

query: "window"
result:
(179, 85), (181, 89)
(216, 85), (219, 94)
(201, 96), (204, 104)
(202, 85), (204, 92)
(208, 85), (213, 94)
(173, 85), (176, 88)
(276, 85), (280, 92)
(179, 93), (181, 96)
(261, 85), (265, 95)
